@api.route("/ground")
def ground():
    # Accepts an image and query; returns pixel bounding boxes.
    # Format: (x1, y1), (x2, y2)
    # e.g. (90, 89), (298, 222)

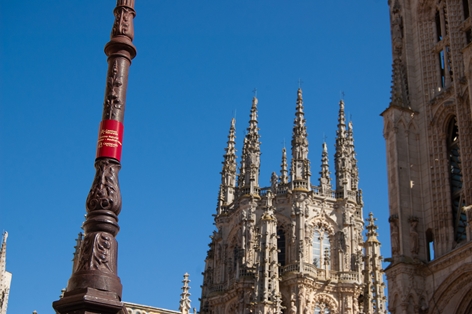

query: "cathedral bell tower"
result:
(200, 90), (386, 314)
(383, 0), (472, 313)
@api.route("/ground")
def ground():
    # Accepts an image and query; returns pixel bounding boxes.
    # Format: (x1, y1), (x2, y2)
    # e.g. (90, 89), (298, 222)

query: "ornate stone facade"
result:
(383, 0), (472, 312)
(200, 90), (387, 314)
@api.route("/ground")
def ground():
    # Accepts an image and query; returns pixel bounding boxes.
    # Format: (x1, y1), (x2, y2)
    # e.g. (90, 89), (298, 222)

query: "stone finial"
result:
(1, 231), (8, 272)
(290, 88), (310, 186)
(179, 273), (191, 314)
(280, 147), (289, 184)
(365, 212), (379, 242)
(319, 142), (331, 191)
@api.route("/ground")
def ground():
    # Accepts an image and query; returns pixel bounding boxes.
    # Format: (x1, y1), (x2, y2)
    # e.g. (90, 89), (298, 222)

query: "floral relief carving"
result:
(86, 159), (122, 215)
(112, 6), (134, 38)
(76, 232), (115, 273)
(104, 60), (123, 118)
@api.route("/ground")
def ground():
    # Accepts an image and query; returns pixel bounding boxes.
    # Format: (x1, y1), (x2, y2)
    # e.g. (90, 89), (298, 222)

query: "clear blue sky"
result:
(0, 1), (392, 313)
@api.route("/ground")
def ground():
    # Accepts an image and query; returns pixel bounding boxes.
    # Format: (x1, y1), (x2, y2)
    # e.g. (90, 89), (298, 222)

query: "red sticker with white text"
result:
(96, 120), (124, 161)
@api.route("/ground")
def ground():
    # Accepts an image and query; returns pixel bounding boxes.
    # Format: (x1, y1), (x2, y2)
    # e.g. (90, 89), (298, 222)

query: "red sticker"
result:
(96, 120), (124, 161)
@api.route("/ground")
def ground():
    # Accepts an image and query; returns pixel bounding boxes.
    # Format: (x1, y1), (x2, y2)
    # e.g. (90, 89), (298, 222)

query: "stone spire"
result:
(319, 142), (331, 193)
(0, 232), (7, 281)
(389, 57), (410, 109)
(363, 213), (387, 314)
(238, 97), (261, 196)
(0, 232), (11, 314)
(347, 121), (359, 191)
(217, 119), (237, 214)
(290, 88), (310, 190)
(280, 147), (288, 184)
(179, 273), (191, 314)
(335, 100), (351, 195)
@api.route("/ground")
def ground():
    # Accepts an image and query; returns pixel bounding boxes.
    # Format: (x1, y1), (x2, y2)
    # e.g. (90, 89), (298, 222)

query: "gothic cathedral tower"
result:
(384, 0), (472, 313)
(200, 90), (387, 314)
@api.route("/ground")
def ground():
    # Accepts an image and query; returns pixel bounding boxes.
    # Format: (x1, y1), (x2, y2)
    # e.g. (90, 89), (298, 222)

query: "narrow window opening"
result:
(436, 10), (443, 41)
(464, 0), (470, 19)
(439, 50), (446, 87)
(443, 7), (449, 36)
(446, 46), (453, 82)
(426, 229), (435, 261)
(466, 29), (472, 44)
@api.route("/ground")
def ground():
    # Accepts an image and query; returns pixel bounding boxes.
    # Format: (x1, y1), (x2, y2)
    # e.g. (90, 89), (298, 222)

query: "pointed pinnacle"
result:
(366, 212), (379, 241)
(2, 231), (7, 244)
(280, 147), (288, 184)
(337, 100), (346, 135)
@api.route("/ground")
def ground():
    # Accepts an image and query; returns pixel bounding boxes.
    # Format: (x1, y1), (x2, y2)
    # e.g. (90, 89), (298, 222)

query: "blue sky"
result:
(0, 1), (392, 312)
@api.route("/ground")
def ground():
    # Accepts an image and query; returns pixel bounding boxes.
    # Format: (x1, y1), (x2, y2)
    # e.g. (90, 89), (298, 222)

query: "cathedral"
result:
(13, 0), (470, 313)
(383, 0), (472, 313)
(199, 90), (387, 314)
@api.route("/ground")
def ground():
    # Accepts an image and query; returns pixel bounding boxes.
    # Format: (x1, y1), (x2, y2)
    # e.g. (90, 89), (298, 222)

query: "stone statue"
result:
(289, 295), (297, 314)
(298, 285), (306, 314)
(292, 221), (296, 243)
(389, 216), (400, 255)
(409, 217), (419, 256)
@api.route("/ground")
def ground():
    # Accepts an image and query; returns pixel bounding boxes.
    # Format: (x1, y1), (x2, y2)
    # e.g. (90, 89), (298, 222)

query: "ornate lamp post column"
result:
(53, 1), (136, 313)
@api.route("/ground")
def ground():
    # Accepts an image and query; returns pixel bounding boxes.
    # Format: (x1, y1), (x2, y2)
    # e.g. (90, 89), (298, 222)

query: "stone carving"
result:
(291, 221), (296, 242)
(338, 231), (346, 252)
(313, 294), (338, 314)
(86, 158), (122, 215)
(299, 239), (305, 260)
(298, 285), (306, 314)
(289, 294), (297, 314)
(409, 216), (419, 256)
(389, 214), (400, 255)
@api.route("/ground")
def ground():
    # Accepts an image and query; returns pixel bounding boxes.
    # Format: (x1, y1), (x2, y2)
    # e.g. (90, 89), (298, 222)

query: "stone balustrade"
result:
(280, 263), (360, 283)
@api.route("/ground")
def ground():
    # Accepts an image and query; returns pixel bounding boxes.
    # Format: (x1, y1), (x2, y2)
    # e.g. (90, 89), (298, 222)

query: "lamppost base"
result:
(52, 287), (125, 314)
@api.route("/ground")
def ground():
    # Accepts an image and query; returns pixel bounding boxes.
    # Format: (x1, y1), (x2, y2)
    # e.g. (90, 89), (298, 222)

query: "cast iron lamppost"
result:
(53, 1), (136, 313)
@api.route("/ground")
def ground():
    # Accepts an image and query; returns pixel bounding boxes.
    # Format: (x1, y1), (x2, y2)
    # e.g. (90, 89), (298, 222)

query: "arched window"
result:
(314, 306), (330, 314)
(447, 117), (466, 242)
(277, 227), (286, 266)
(313, 230), (330, 270)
